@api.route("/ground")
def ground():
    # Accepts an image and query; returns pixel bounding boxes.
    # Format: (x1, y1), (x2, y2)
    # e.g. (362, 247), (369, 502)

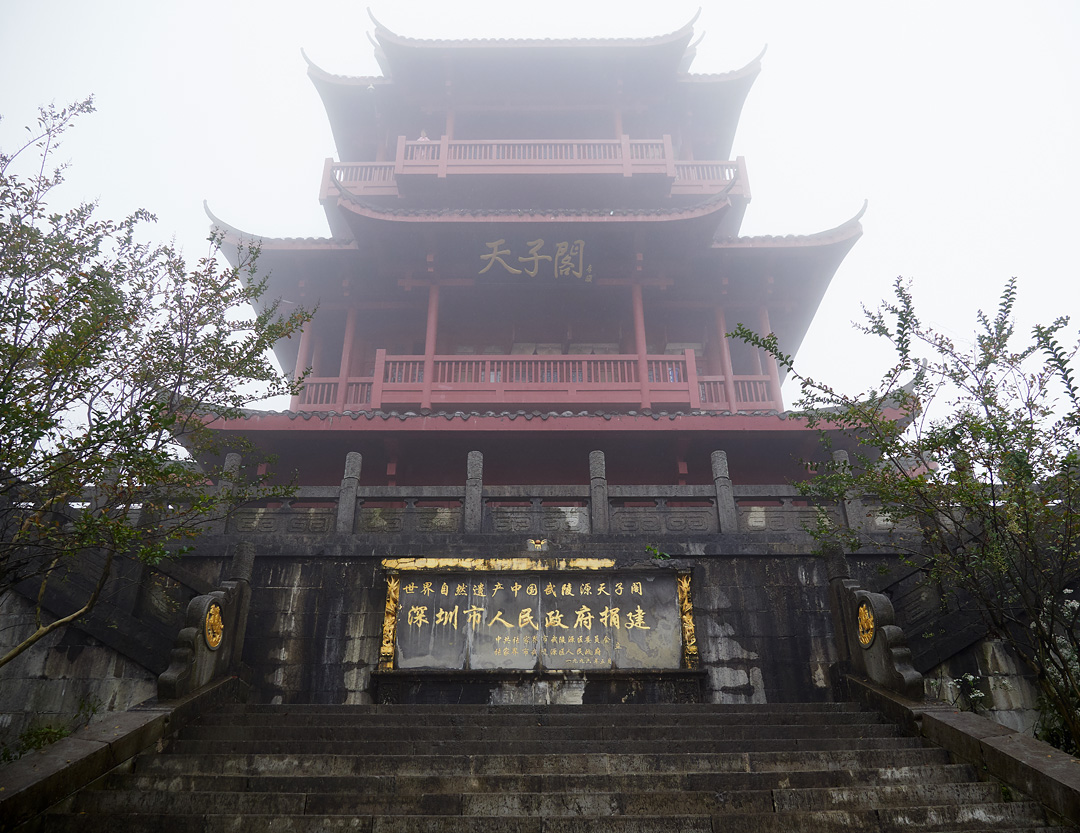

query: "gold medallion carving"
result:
(857, 601), (875, 647)
(204, 602), (224, 650)
(677, 573), (698, 669)
(379, 576), (400, 669)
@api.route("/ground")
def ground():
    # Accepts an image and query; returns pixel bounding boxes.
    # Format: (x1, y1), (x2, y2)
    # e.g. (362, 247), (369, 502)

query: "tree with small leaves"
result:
(0, 99), (311, 669)
(732, 278), (1079, 752)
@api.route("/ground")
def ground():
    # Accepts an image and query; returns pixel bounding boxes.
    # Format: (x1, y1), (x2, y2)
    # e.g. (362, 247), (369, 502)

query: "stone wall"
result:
(178, 530), (839, 706)
(924, 638), (1042, 735)
(694, 556), (836, 703)
(0, 594), (156, 752)
(243, 556), (383, 705)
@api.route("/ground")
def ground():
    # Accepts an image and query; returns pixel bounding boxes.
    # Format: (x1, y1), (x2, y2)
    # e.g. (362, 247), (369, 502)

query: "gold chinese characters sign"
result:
(382, 571), (689, 672)
(479, 239), (593, 282)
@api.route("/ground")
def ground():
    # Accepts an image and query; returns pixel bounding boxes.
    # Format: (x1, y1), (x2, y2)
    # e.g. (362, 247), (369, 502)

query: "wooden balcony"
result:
(321, 138), (748, 200)
(294, 349), (779, 413)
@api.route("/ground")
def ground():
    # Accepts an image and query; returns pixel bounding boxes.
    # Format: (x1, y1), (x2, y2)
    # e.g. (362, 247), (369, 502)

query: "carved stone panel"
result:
(392, 572), (682, 672)
(231, 508), (334, 535)
(413, 508), (463, 533)
(357, 508), (406, 533)
(486, 507), (589, 535)
(357, 507), (463, 534)
(609, 507), (717, 535)
(739, 505), (838, 533)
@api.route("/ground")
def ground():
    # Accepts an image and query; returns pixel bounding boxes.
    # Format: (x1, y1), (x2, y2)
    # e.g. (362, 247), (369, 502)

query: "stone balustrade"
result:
(223, 450), (862, 538)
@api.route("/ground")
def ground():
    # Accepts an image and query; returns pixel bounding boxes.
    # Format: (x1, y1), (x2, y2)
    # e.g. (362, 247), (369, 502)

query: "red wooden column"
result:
(291, 325), (314, 411)
(684, 347), (702, 409)
(759, 305), (784, 410)
(421, 285), (440, 409)
(438, 135), (450, 178)
(714, 306), (738, 411)
(335, 307), (358, 412)
(632, 283), (651, 409)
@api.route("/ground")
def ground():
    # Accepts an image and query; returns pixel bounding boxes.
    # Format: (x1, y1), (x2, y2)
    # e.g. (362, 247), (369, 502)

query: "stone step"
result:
(164, 734), (921, 757)
(212, 701), (867, 715)
(107, 762), (981, 795)
(38, 808), (1067, 833)
(133, 746), (955, 778)
(178, 721), (901, 743)
(42, 700), (1065, 833)
(192, 710), (882, 728)
(71, 782), (1010, 817)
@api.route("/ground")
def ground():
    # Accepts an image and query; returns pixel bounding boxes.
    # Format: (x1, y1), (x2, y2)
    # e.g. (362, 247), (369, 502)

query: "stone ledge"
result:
(847, 674), (1080, 826)
(0, 675), (247, 832)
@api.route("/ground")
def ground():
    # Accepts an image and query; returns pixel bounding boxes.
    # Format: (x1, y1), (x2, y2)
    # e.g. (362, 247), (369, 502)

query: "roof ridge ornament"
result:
(203, 200), (260, 243)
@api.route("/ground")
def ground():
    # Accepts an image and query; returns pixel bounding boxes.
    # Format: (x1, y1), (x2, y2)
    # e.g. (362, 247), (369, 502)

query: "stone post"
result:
(220, 453), (242, 493)
(225, 540), (255, 674)
(589, 450), (609, 534)
(228, 540), (256, 584)
(832, 449), (865, 529)
(336, 452), (362, 534)
(820, 540), (923, 699)
(213, 453), (242, 534)
(159, 539), (258, 698)
(465, 451), (483, 533)
(822, 541), (854, 667)
(711, 450), (739, 532)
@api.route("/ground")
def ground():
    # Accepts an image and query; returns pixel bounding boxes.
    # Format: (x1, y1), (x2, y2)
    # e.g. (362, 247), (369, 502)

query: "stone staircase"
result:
(36, 702), (1074, 832)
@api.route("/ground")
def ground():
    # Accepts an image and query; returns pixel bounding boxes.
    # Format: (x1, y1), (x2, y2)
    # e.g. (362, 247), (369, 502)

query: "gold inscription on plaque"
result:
(380, 576), (400, 669)
(381, 557), (614, 572)
(204, 602), (224, 650)
(677, 573), (698, 669)
(479, 238), (592, 281)
(857, 601), (875, 647)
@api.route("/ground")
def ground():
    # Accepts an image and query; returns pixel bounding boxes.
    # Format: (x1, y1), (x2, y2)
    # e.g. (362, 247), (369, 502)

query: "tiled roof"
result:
(234, 407), (791, 421)
(332, 189), (732, 224)
(368, 11), (700, 50)
(206, 199), (865, 248)
(713, 202), (867, 248)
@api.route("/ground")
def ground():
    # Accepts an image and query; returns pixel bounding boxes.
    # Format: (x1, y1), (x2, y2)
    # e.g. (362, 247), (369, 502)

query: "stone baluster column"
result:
(219, 453), (242, 493)
(336, 452), (362, 534)
(589, 450), (609, 534)
(465, 451), (483, 533)
(215, 453), (242, 534)
(832, 449), (865, 529)
(711, 450), (739, 532)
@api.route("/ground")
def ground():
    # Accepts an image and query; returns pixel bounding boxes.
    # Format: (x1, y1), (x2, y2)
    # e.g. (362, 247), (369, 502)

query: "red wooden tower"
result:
(210, 13), (861, 493)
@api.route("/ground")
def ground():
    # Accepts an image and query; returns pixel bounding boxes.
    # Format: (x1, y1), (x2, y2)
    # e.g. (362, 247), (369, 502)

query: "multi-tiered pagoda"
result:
(210, 13), (861, 490)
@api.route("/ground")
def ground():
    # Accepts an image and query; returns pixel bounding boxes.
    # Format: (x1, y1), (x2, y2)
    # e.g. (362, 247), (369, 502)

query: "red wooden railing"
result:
(328, 154), (747, 199)
(321, 135), (749, 199)
(396, 135), (674, 178)
(295, 350), (780, 412)
(698, 374), (774, 409)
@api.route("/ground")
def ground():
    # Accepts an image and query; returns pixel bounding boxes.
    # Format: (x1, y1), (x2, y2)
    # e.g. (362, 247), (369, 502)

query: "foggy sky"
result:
(2, 1), (1077, 404)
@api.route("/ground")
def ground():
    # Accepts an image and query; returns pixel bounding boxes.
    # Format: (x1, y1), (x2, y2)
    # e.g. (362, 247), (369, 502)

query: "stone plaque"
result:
(393, 572), (682, 671)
